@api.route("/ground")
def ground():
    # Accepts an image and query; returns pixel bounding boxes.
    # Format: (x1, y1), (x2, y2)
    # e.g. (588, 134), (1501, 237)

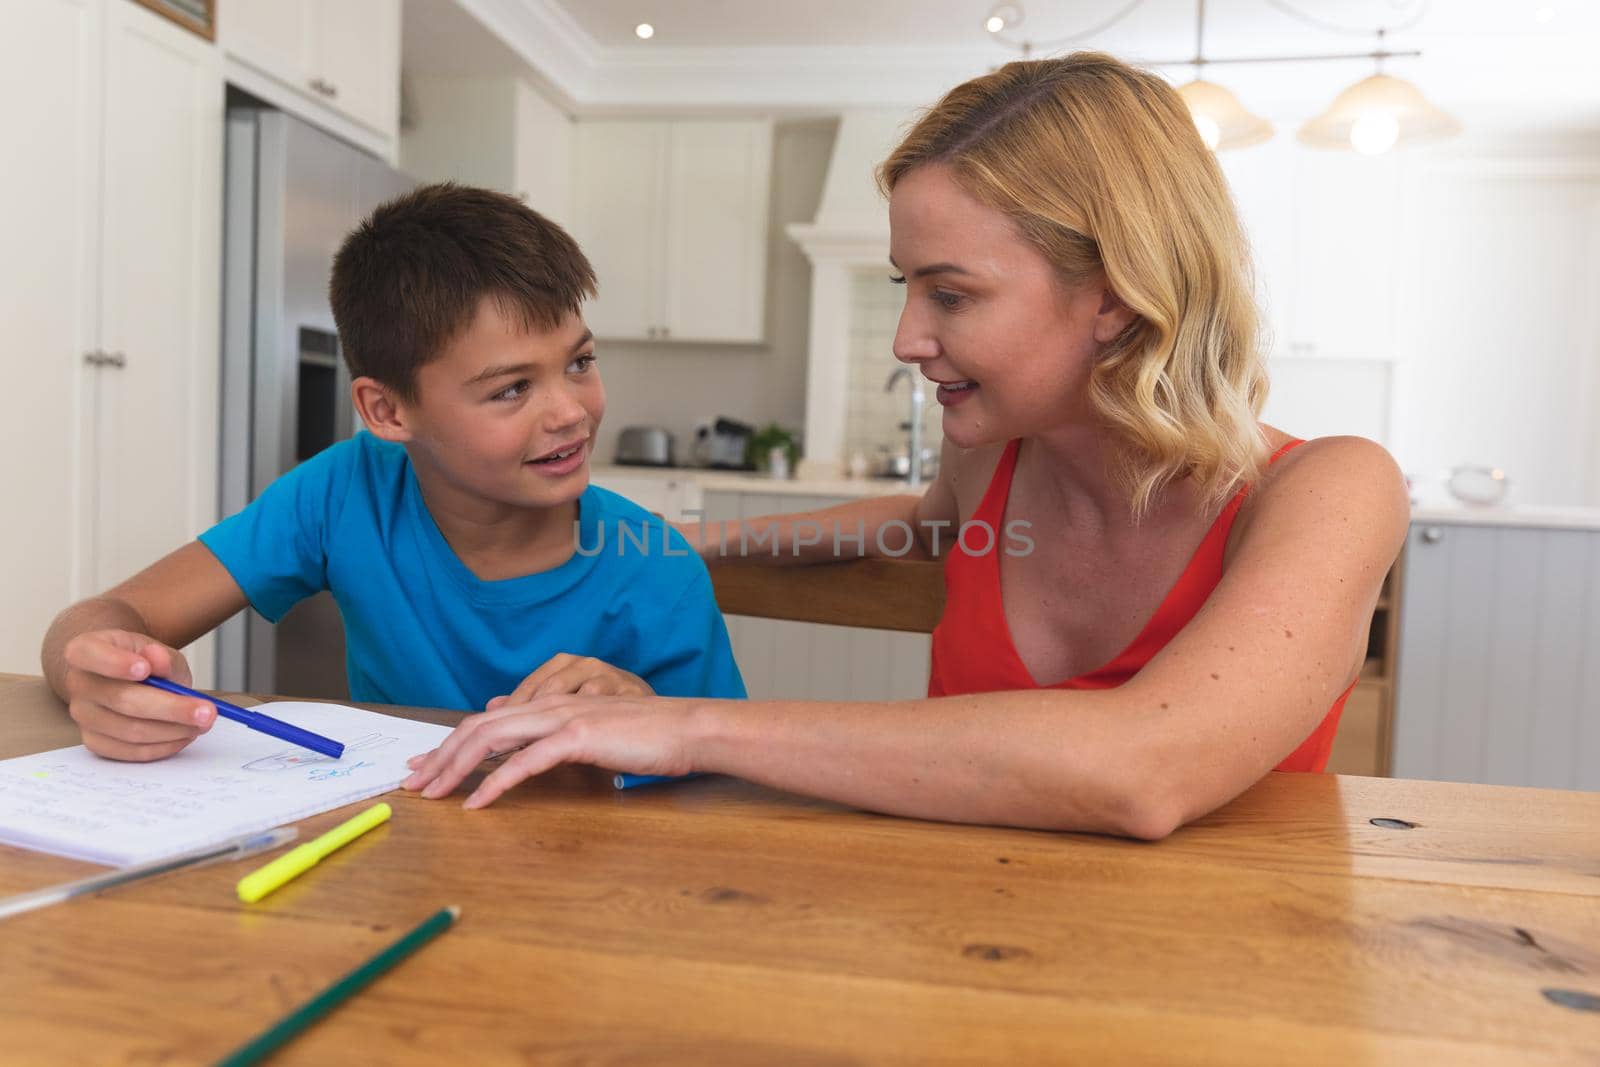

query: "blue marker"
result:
(141, 677), (345, 760)
(612, 772), (702, 790)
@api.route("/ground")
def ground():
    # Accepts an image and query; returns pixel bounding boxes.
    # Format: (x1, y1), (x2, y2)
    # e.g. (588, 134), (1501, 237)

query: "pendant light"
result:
(1176, 0), (1273, 151)
(1297, 32), (1459, 154)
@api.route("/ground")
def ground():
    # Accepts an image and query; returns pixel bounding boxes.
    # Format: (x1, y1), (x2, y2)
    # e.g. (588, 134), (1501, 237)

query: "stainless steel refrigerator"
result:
(216, 103), (415, 698)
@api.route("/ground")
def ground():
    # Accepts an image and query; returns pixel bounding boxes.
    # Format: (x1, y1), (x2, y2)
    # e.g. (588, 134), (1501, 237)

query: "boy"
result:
(41, 183), (744, 762)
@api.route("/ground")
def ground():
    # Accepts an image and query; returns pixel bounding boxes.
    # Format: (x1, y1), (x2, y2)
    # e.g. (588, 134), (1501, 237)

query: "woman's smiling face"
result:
(887, 164), (1131, 449)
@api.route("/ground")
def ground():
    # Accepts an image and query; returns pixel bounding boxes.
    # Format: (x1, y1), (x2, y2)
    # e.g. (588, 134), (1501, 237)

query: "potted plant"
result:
(747, 423), (800, 479)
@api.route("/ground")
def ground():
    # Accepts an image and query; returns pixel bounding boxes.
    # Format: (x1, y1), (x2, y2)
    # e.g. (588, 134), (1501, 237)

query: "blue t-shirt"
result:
(199, 433), (745, 710)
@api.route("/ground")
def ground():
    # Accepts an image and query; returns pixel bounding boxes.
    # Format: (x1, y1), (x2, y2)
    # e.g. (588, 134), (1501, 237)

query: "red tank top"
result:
(928, 438), (1348, 773)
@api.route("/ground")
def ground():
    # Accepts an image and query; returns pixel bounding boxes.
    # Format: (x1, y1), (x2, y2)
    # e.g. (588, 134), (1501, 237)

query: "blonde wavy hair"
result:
(879, 52), (1270, 516)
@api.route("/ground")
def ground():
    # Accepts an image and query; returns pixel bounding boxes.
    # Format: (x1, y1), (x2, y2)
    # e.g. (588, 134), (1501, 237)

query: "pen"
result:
(216, 905), (460, 1067)
(613, 772), (703, 790)
(237, 802), (392, 903)
(141, 676), (345, 759)
(0, 826), (299, 922)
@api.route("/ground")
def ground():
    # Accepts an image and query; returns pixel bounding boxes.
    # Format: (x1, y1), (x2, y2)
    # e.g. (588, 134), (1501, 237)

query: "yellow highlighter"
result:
(237, 802), (392, 903)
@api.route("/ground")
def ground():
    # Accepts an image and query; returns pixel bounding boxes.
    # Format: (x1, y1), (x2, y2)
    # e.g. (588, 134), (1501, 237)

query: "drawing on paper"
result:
(306, 760), (374, 782)
(242, 733), (398, 773)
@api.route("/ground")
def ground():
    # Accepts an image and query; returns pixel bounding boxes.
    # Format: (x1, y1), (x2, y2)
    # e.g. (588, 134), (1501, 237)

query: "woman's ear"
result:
(351, 377), (412, 443)
(1092, 287), (1137, 344)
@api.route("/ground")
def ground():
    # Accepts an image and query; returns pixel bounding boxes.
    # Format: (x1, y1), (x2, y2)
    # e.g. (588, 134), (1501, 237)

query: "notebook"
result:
(0, 701), (454, 866)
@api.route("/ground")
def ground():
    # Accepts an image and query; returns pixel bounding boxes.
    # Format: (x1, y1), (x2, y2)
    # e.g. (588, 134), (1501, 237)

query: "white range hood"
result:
(787, 109), (913, 476)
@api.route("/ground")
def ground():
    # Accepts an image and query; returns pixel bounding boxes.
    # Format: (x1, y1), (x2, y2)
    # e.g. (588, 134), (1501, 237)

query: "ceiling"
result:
(553, 0), (1591, 52)
(403, 0), (1600, 128)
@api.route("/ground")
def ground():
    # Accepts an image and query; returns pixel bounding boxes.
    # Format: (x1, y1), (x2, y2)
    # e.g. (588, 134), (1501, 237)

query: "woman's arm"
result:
(410, 437), (1406, 838)
(696, 436), (1408, 835)
(676, 441), (964, 565)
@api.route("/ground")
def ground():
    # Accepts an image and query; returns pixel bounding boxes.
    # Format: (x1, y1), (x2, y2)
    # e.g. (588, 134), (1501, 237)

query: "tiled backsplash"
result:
(844, 267), (943, 468)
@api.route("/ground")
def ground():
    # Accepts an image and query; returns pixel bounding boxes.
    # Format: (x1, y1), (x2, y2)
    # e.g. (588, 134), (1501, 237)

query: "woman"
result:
(403, 53), (1407, 839)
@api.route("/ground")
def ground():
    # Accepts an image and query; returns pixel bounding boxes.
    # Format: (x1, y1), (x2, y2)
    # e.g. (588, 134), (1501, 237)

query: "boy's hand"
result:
(59, 631), (215, 761)
(401, 693), (705, 808)
(487, 653), (652, 710)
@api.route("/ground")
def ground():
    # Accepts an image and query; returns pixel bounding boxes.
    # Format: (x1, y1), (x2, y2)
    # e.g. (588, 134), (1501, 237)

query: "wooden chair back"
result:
(709, 558), (945, 634)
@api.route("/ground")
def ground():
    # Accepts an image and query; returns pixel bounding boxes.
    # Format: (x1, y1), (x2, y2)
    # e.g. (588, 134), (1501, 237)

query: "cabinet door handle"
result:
(647, 326), (658, 339)
(661, 326), (670, 339)
(1420, 526), (1444, 545)
(309, 78), (338, 99)
(84, 350), (126, 368)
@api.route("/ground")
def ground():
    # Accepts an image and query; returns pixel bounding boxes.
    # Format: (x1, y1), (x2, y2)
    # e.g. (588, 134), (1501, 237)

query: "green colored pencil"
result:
(216, 905), (459, 1067)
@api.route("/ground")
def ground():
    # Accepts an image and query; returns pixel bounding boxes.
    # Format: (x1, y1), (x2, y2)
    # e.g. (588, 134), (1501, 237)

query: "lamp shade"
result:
(1177, 79), (1273, 151)
(1298, 73), (1459, 153)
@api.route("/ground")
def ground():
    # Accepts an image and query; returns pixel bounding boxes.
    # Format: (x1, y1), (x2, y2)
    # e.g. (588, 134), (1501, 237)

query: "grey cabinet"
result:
(1392, 521), (1600, 788)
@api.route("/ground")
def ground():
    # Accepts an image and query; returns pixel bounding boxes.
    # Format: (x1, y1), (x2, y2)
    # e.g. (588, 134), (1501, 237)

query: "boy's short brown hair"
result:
(329, 182), (597, 400)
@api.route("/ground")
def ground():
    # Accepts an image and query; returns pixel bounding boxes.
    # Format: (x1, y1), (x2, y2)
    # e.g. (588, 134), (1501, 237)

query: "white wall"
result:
(1391, 135), (1600, 508)
(1223, 129), (1600, 508)
(400, 72), (575, 226)
(399, 75), (516, 191)
(514, 77), (572, 225)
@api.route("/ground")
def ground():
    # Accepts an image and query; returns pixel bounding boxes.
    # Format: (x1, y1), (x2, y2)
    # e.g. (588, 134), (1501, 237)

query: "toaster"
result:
(615, 426), (676, 467)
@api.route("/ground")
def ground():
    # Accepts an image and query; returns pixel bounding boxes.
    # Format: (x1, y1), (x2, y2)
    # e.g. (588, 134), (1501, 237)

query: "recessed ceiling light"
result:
(635, 22), (655, 40)
(985, 15), (1005, 33)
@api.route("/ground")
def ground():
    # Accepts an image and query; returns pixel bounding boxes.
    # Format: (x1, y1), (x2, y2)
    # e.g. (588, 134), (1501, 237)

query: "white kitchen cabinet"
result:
(222, 0), (399, 143)
(0, 0), (221, 679)
(571, 122), (663, 341)
(702, 490), (933, 702)
(572, 120), (773, 344)
(221, 0), (311, 84)
(1392, 519), (1600, 789)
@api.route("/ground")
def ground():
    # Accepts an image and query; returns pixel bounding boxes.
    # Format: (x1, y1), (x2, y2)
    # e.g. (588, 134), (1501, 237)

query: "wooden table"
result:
(1, 672), (1597, 1065)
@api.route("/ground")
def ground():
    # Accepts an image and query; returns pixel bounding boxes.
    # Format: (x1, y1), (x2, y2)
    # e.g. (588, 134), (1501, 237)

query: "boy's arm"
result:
(41, 542), (251, 760)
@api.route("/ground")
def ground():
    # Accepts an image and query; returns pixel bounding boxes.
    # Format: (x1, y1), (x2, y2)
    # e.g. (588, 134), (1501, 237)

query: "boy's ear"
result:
(351, 376), (413, 443)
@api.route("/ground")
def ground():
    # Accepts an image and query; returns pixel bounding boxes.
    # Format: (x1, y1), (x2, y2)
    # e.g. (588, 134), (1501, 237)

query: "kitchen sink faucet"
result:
(884, 366), (926, 489)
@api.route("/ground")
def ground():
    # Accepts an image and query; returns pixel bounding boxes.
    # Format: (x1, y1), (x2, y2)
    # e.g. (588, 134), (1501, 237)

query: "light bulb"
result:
(986, 15), (1005, 32)
(635, 23), (655, 40)
(1192, 113), (1221, 151)
(1350, 112), (1399, 155)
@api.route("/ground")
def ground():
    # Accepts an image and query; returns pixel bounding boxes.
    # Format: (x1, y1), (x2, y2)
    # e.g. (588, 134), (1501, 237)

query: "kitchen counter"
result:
(590, 464), (920, 499)
(1410, 503), (1600, 532)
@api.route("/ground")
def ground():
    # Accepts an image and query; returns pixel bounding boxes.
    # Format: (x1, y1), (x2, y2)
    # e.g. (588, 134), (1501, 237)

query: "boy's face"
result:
(397, 297), (603, 511)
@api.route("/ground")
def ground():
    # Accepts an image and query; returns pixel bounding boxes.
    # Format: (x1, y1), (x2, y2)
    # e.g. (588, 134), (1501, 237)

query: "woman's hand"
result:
(401, 694), (709, 809)
(487, 653), (652, 711)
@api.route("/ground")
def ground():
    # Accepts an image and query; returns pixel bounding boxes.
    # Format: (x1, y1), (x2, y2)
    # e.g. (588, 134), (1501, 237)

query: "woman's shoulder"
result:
(1233, 431), (1409, 550)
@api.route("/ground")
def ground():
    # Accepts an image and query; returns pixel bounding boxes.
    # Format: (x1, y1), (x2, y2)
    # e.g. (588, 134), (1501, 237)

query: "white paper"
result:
(0, 701), (453, 866)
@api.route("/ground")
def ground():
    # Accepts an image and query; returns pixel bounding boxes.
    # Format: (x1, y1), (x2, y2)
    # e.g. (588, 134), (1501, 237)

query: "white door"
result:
(663, 121), (772, 343)
(0, 0), (101, 673)
(312, 0), (399, 136)
(572, 122), (665, 341)
(95, 2), (223, 600)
